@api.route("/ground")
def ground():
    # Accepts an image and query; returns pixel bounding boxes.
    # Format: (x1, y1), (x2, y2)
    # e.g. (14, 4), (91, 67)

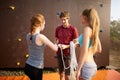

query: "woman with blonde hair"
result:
(76, 8), (102, 80)
(24, 14), (59, 80)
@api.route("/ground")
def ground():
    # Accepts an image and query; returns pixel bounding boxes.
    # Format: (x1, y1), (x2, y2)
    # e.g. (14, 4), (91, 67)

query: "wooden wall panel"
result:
(0, 0), (110, 68)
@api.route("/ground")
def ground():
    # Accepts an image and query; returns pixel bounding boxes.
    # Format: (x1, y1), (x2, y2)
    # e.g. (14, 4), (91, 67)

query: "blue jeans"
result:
(81, 62), (97, 80)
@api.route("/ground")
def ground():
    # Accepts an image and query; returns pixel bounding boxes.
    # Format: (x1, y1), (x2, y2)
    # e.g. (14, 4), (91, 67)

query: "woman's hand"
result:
(58, 44), (69, 49)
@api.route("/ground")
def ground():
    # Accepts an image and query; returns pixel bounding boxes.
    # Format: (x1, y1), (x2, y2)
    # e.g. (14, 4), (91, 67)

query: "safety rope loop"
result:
(59, 42), (78, 80)
(59, 46), (70, 70)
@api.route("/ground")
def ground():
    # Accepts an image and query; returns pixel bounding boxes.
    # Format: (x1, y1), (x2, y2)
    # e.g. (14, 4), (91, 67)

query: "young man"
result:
(55, 11), (79, 80)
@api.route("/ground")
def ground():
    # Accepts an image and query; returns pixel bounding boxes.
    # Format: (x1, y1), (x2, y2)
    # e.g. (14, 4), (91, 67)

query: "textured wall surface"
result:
(0, 0), (111, 68)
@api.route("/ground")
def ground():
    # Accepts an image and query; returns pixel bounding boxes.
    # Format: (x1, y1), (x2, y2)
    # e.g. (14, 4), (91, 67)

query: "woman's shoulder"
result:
(84, 26), (92, 35)
(37, 34), (46, 39)
(84, 26), (92, 30)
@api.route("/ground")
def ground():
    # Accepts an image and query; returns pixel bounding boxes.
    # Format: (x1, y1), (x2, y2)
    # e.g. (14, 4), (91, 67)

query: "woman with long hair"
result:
(76, 8), (102, 80)
(24, 14), (59, 80)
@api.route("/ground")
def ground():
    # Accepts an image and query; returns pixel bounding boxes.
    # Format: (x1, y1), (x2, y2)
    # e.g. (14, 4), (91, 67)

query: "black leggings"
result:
(24, 63), (43, 80)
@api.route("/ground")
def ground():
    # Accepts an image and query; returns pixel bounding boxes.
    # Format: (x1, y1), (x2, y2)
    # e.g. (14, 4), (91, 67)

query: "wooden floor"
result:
(0, 70), (120, 80)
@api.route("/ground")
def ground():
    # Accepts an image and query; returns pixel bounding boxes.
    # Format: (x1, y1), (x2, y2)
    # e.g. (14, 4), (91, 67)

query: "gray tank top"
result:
(26, 33), (45, 69)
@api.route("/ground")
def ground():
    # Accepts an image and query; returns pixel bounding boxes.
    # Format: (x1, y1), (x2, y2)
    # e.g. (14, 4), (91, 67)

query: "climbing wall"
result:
(0, 0), (111, 68)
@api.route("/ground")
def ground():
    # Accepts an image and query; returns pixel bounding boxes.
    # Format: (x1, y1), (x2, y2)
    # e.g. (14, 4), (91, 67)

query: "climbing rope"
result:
(59, 41), (78, 80)
(59, 46), (70, 70)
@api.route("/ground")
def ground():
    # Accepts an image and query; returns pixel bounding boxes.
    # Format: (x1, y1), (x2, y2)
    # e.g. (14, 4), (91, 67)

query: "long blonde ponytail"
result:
(89, 8), (100, 54)
(82, 8), (100, 54)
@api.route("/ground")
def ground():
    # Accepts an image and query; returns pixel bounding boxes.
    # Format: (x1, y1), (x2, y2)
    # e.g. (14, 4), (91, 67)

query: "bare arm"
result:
(77, 27), (91, 71)
(37, 34), (58, 52)
(96, 37), (102, 53)
(55, 37), (70, 49)
(76, 27), (91, 80)
(58, 38), (79, 49)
